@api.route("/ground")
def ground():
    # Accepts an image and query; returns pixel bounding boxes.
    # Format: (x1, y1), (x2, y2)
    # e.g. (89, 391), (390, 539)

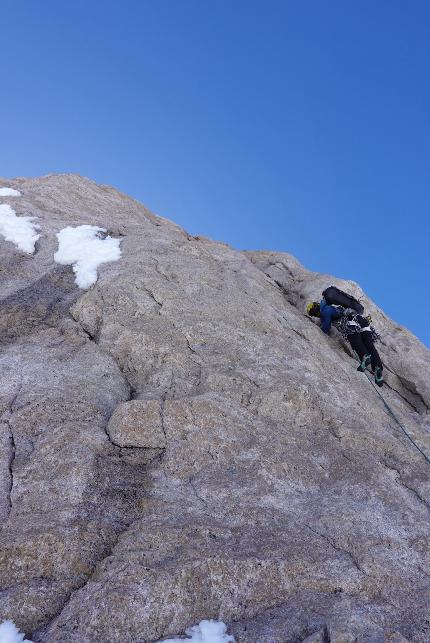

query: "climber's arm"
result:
(319, 299), (332, 334)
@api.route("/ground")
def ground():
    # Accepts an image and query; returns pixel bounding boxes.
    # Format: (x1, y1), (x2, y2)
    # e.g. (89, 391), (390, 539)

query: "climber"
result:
(306, 299), (384, 387)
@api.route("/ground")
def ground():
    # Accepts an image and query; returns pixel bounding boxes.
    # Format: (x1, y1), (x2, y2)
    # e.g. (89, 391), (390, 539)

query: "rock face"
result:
(0, 174), (429, 643)
(107, 400), (166, 449)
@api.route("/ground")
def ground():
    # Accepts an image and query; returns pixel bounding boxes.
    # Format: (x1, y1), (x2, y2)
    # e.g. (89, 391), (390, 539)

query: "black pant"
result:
(348, 331), (383, 371)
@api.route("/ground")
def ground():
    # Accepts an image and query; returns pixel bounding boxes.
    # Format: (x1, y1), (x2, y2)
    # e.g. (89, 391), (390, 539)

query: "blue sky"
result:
(1, 1), (429, 346)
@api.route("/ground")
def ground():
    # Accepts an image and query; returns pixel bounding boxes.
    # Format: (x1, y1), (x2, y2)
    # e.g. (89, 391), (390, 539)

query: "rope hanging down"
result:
(364, 370), (430, 467)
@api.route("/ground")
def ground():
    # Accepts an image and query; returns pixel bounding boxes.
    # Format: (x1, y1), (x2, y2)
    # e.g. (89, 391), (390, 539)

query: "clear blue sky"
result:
(1, 1), (429, 346)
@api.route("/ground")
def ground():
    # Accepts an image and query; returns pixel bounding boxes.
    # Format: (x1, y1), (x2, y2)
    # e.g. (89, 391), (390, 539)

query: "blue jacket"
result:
(320, 298), (343, 333)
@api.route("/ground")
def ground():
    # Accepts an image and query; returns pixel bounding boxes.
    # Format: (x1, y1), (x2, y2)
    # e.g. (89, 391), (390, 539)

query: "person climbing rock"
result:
(307, 299), (384, 387)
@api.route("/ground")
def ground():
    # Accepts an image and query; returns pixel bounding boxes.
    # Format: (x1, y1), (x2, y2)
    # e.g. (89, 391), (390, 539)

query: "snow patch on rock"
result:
(0, 187), (21, 196)
(158, 620), (235, 643)
(0, 204), (40, 253)
(54, 224), (122, 289)
(0, 620), (33, 643)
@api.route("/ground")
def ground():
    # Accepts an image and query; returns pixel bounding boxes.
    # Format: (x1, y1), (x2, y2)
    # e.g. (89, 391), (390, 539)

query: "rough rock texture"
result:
(0, 174), (429, 643)
(107, 400), (166, 448)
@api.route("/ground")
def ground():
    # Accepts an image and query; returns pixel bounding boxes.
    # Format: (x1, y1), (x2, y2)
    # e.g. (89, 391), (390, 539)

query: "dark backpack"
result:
(322, 286), (364, 315)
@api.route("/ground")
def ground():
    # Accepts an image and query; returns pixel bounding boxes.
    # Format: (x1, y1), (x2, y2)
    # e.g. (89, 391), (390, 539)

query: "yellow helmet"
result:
(307, 302), (320, 317)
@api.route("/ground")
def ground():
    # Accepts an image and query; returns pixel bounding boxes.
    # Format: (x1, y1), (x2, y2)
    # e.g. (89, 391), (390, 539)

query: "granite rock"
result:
(0, 174), (428, 643)
(107, 400), (166, 449)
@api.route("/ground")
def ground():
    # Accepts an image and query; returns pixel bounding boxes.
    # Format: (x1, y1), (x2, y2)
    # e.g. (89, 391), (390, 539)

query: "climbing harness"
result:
(363, 368), (430, 466)
(335, 309), (380, 342)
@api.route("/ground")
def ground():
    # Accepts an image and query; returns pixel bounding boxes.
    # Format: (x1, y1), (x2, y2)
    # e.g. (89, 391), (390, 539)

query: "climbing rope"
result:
(363, 369), (430, 466)
(305, 307), (430, 465)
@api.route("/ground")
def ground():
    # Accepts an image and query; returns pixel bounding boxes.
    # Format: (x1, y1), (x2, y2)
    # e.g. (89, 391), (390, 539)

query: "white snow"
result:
(158, 620), (235, 643)
(0, 204), (40, 254)
(0, 187), (21, 196)
(54, 225), (122, 289)
(0, 620), (33, 643)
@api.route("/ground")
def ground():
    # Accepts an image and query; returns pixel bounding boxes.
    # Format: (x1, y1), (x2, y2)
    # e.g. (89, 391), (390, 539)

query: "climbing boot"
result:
(374, 367), (384, 387)
(357, 354), (372, 372)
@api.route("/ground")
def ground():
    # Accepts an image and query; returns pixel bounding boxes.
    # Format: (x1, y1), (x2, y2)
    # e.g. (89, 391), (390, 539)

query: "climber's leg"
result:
(361, 331), (383, 372)
(348, 331), (367, 363)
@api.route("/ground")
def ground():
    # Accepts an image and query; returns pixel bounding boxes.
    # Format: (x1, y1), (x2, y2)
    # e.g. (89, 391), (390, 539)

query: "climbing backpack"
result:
(322, 286), (364, 315)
